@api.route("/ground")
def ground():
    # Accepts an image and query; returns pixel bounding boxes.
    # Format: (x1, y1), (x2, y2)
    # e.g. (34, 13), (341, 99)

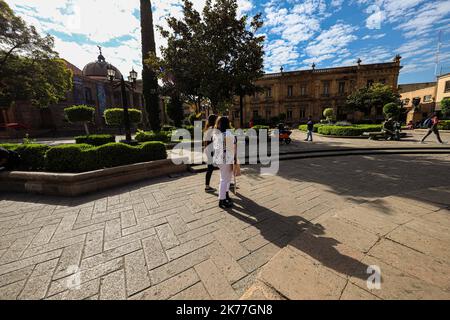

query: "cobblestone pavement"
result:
(0, 154), (449, 300)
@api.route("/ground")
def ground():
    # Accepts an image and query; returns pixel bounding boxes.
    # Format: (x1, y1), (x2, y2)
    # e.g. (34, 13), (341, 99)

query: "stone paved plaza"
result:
(0, 153), (449, 300)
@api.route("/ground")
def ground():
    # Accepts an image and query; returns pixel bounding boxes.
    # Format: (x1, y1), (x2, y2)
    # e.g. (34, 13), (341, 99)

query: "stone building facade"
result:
(0, 53), (163, 138)
(231, 57), (402, 128)
(398, 82), (437, 123)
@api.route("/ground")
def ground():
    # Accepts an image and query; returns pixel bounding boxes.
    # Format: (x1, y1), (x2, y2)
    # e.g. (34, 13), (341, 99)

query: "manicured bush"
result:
(139, 142), (167, 162)
(135, 130), (171, 143)
(75, 134), (116, 146)
(64, 105), (95, 135)
(323, 108), (334, 122)
(0, 143), (49, 171)
(298, 124), (324, 133)
(45, 144), (94, 173)
(438, 120), (450, 130)
(383, 103), (401, 118)
(104, 108), (142, 127)
(45, 142), (167, 173)
(318, 125), (382, 136)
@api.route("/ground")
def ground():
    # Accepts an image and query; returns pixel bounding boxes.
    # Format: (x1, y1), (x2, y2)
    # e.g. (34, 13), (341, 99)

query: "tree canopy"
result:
(441, 98), (450, 119)
(149, 0), (265, 113)
(0, 0), (72, 108)
(345, 83), (401, 116)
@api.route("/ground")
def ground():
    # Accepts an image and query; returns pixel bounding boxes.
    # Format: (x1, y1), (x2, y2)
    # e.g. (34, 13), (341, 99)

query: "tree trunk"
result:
(83, 122), (90, 135)
(140, 0), (161, 131)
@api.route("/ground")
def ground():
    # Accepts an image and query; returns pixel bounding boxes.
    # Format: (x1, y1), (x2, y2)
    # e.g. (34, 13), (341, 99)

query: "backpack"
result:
(423, 118), (433, 128)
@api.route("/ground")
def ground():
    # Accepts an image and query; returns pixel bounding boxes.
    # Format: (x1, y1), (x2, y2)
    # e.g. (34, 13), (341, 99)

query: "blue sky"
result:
(7, 0), (450, 84)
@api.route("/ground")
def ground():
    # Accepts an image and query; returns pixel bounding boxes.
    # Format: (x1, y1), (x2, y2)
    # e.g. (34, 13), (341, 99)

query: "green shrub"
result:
(438, 120), (450, 130)
(64, 105), (95, 123)
(44, 142), (167, 173)
(104, 108), (142, 126)
(323, 108), (334, 122)
(383, 103), (401, 118)
(15, 144), (50, 170)
(0, 143), (49, 171)
(45, 144), (94, 173)
(135, 130), (171, 143)
(0, 143), (19, 151)
(318, 125), (381, 136)
(161, 125), (176, 132)
(298, 124), (324, 133)
(139, 142), (167, 162)
(65, 105), (95, 135)
(75, 134), (116, 146)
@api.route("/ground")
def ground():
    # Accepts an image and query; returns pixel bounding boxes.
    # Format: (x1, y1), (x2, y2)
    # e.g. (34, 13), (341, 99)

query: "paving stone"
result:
(142, 235), (168, 271)
(83, 229), (104, 259)
(340, 282), (381, 300)
(368, 239), (450, 291)
(104, 218), (121, 242)
(100, 269), (126, 300)
(166, 233), (215, 261)
(30, 224), (59, 248)
(257, 247), (347, 299)
(0, 249), (62, 276)
(170, 282), (211, 300)
(124, 250), (151, 296)
(238, 243), (281, 274)
(120, 210), (137, 229)
(21, 234), (85, 259)
(18, 259), (58, 300)
(53, 242), (84, 280)
(166, 214), (189, 235)
(207, 242), (247, 284)
(156, 224), (180, 250)
(81, 241), (141, 270)
(131, 268), (199, 300)
(0, 280), (26, 300)
(0, 234), (35, 264)
(104, 228), (156, 251)
(0, 265), (34, 288)
(212, 229), (249, 260)
(195, 259), (238, 300)
(46, 278), (100, 300)
(149, 247), (210, 285)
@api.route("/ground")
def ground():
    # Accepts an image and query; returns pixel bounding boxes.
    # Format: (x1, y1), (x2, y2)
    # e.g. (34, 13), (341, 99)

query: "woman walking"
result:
(213, 116), (237, 209)
(204, 114), (218, 193)
(421, 113), (444, 144)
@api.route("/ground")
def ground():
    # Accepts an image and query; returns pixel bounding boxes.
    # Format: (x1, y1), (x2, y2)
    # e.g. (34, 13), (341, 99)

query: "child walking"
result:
(213, 116), (237, 209)
(204, 114), (218, 192)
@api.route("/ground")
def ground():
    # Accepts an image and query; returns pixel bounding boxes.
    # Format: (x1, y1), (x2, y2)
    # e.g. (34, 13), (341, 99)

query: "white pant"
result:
(218, 164), (233, 200)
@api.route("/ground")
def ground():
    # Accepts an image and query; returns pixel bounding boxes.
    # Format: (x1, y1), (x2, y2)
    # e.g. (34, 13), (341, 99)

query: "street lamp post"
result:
(107, 65), (138, 144)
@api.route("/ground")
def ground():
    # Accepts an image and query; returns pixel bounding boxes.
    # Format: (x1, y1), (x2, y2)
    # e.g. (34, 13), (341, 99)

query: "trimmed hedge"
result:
(0, 143), (49, 171)
(75, 134), (116, 146)
(104, 108), (142, 126)
(298, 124), (324, 133)
(438, 120), (450, 130)
(64, 105), (95, 123)
(318, 125), (382, 136)
(135, 130), (172, 143)
(45, 142), (167, 173)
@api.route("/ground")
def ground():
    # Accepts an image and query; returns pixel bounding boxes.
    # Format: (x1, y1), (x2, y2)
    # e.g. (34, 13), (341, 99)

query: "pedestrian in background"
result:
(204, 114), (218, 193)
(421, 113), (444, 144)
(305, 116), (314, 142)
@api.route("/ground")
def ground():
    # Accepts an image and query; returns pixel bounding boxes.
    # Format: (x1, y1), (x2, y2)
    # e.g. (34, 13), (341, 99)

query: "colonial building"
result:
(398, 82), (436, 123)
(436, 72), (450, 109)
(231, 56), (402, 128)
(0, 51), (163, 138)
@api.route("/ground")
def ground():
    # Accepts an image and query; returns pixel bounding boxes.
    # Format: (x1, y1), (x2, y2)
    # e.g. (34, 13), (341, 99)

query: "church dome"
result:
(82, 49), (122, 80)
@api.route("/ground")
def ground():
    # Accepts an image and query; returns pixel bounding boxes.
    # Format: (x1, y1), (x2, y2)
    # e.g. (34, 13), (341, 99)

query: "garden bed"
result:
(0, 159), (188, 196)
(299, 124), (382, 137)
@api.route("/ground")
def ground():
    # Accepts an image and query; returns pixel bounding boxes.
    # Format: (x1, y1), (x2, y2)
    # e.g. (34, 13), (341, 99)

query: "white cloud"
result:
(6, 0), (255, 78)
(362, 33), (386, 40)
(304, 23), (358, 66)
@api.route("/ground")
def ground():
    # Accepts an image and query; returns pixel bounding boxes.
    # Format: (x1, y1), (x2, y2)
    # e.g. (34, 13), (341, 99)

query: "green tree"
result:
(323, 108), (334, 123)
(383, 102), (401, 119)
(165, 95), (184, 128)
(346, 83), (400, 116)
(441, 98), (450, 119)
(140, 0), (161, 131)
(153, 0), (265, 115)
(64, 105), (95, 135)
(0, 0), (72, 108)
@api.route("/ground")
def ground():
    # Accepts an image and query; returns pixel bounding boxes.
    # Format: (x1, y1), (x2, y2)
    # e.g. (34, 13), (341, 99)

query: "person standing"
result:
(204, 114), (218, 193)
(421, 113), (444, 144)
(213, 116), (236, 209)
(304, 116), (314, 142)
